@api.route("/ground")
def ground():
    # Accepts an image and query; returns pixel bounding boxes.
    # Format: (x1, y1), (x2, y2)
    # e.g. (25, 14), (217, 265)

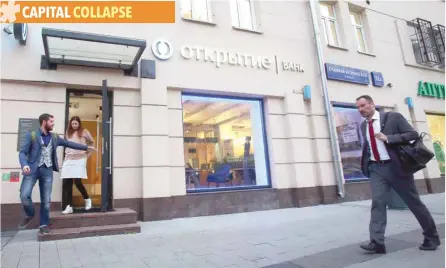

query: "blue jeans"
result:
(19, 166), (53, 227)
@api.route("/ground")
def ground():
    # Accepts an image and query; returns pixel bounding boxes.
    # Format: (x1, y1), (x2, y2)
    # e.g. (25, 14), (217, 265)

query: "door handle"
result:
(108, 117), (112, 175)
(96, 119), (100, 174)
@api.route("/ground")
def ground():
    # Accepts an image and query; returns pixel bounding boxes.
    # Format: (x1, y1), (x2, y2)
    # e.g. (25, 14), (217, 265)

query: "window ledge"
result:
(181, 17), (217, 26)
(404, 63), (445, 73)
(327, 44), (349, 51)
(232, 26), (263, 35)
(358, 51), (376, 57)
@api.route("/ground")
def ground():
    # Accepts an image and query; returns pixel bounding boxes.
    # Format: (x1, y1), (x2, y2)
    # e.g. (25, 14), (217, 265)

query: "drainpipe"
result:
(308, 0), (345, 198)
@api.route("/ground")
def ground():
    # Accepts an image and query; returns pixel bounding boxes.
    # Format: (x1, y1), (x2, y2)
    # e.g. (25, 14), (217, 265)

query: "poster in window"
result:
(334, 107), (367, 181)
(341, 123), (359, 143)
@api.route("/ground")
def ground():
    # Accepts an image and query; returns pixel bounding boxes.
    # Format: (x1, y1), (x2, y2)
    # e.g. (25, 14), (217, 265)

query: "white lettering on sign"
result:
(180, 45), (272, 70)
(328, 66), (367, 77)
(282, 61), (304, 72)
(180, 46), (193, 59)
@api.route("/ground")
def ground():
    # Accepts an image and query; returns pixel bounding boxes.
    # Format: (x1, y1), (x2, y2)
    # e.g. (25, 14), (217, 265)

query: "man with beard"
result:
(356, 95), (440, 253)
(18, 113), (96, 234)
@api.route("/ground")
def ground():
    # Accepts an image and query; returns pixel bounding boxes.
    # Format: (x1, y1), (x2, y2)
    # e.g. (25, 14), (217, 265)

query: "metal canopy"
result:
(41, 28), (146, 72)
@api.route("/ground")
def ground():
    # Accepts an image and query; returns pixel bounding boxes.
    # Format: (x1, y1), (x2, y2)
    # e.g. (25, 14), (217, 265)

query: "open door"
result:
(101, 80), (113, 212)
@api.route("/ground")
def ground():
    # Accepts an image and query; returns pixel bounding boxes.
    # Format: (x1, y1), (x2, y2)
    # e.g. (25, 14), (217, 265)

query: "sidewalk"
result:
(1, 193), (444, 268)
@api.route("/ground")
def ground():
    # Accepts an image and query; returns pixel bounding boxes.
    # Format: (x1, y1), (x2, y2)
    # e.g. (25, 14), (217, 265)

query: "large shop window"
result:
(333, 106), (368, 181)
(182, 94), (270, 192)
(426, 114), (445, 175)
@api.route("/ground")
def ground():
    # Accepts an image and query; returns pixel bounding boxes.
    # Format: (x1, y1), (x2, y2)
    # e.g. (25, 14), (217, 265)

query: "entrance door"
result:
(64, 85), (113, 212)
(101, 80), (113, 211)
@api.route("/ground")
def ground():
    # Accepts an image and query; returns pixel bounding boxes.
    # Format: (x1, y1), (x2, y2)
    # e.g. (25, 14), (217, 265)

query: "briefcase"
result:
(397, 132), (435, 174)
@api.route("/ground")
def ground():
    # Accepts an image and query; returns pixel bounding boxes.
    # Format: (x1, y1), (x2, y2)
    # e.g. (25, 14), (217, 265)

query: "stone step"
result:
(37, 223), (141, 242)
(49, 208), (137, 229)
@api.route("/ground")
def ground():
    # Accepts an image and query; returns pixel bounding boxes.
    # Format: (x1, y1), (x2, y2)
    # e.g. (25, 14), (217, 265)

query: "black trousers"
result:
(62, 179), (89, 207)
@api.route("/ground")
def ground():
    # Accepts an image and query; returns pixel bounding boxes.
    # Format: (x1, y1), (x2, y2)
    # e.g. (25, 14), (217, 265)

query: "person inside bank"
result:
(60, 116), (95, 214)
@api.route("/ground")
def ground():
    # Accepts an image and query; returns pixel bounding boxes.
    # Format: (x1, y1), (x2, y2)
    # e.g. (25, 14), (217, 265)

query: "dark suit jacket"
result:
(360, 111), (418, 178)
(18, 129), (88, 175)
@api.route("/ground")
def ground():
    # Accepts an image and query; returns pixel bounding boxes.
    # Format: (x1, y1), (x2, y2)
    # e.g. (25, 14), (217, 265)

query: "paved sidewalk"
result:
(1, 193), (444, 268)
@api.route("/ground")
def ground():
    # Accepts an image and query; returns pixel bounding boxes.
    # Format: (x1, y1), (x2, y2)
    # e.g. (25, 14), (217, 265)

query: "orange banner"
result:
(0, 1), (175, 23)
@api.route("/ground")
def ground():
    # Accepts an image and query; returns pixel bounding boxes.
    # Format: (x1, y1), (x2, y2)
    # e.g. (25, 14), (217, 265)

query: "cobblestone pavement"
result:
(1, 193), (444, 268)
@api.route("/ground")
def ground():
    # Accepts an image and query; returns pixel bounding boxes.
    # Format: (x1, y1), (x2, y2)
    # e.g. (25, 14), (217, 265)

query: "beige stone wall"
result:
(112, 89), (142, 199)
(1, 82), (66, 203)
(1, 0), (444, 204)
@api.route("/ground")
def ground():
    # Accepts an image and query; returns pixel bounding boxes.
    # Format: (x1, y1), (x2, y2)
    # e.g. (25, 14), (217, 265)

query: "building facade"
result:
(1, 0), (444, 230)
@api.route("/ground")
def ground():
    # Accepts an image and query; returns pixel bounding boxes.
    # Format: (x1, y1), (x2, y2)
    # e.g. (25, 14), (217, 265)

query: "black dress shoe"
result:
(360, 241), (387, 254)
(419, 239), (440, 251)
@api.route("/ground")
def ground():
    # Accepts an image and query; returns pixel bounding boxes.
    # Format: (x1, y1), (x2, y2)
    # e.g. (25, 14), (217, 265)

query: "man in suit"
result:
(355, 95), (440, 253)
(18, 113), (95, 234)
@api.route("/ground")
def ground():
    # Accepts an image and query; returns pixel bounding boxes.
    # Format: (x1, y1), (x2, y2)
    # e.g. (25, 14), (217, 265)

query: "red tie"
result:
(368, 120), (380, 161)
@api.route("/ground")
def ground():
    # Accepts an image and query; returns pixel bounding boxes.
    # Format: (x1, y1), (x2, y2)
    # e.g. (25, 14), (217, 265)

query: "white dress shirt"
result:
(365, 111), (390, 161)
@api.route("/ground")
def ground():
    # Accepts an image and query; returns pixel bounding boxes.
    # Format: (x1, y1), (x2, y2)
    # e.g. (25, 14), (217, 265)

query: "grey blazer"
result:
(360, 111), (418, 178)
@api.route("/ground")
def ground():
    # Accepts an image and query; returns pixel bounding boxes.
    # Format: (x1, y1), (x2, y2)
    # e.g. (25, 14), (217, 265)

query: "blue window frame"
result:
(182, 93), (271, 193)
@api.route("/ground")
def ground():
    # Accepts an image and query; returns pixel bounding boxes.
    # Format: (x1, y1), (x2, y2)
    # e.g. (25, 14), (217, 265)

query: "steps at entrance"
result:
(38, 223), (140, 242)
(38, 208), (140, 241)
(49, 208), (137, 229)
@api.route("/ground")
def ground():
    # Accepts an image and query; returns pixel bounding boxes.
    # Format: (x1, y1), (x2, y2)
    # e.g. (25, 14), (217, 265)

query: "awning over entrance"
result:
(41, 28), (146, 73)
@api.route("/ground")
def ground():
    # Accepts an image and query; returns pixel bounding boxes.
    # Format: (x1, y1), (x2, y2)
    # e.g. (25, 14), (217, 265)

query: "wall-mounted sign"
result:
(148, 39), (304, 75)
(418, 81), (445, 99)
(10, 172), (20, 182)
(2, 173), (10, 182)
(325, 63), (369, 85)
(180, 46), (273, 69)
(17, 118), (40, 151)
(282, 61), (304, 73)
(371, 72), (384, 87)
(151, 39), (173, 60)
(13, 23), (28, 45)
(180, 45), (304, 74)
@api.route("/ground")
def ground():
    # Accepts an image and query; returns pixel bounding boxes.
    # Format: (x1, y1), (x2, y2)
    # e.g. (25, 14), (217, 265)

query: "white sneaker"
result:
(62, 205), (73, 214)
(85, 198), (92, 210)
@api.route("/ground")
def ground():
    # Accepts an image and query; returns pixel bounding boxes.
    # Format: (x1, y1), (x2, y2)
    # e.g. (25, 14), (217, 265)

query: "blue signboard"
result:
(371, 72), (384, 87)
(325, 63), (370, 85)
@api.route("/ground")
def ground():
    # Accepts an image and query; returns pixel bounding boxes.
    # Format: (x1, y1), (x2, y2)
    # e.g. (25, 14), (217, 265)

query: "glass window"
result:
(350, 12), (367, 53)
(181, 0), (211, 22)
(320, 3), (340, 47)
(182, 95), (270, 191)
(230, 0), (256, 30)
(426, 114), (445, 175)
(333, 106), (367, 181)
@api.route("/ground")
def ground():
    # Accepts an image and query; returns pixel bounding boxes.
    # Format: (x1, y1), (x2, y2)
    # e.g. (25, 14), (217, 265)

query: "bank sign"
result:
(418, 81), (445, 100)
(151, 39), (304, 74)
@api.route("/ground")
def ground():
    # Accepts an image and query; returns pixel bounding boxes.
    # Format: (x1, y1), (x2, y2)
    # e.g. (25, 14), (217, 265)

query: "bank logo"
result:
(151, 39), (173, 60)
(0, 0), (20, 23)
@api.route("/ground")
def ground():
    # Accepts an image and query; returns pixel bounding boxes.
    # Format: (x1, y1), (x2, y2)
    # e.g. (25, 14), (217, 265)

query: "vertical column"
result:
(112, 89), (143, 202)
(308, 91), (339, 203)
(140, 79), (170, 200)
(264, 97), (291, 189)
(284, 92), (319, 191)
(167, 89), (186, 196)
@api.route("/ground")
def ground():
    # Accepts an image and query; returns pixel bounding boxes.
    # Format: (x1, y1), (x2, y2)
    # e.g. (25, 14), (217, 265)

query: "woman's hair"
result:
(66, 116), (84, 138)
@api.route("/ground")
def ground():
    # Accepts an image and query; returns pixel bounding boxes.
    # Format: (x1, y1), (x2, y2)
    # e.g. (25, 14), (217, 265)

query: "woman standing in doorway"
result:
(60, 116), (94, 214)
